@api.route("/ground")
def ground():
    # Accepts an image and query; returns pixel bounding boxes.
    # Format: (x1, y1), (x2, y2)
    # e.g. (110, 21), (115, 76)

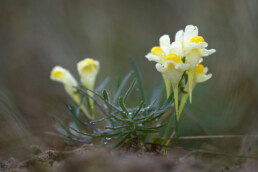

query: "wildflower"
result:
(146, 38), (189, 118)
(178, 64), (212, 118)
(50, 66), (89, 118)
(182, 25), (216, 103)
(77, 58), (100, 119)
(77, 58), (100, 90)
(146, 35), (173, 97)
(194, 63), (212, 83)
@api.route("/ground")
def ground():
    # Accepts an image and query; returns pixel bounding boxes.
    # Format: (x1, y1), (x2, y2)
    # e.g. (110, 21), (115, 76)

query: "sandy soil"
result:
(1, 144), (258, 172)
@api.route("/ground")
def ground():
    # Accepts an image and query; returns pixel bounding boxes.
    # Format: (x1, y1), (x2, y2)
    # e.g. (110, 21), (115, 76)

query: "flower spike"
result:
(155, 54), (189, 119)
(146, 35), (176, 98)
(182, 25), (216, 103)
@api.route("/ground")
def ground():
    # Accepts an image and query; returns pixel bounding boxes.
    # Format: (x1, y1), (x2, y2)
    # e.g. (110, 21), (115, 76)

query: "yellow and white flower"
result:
(155, 54), (189, 87)
(194, 63), (212, 83)
(77, 58), (100, 119)
(77, 58), (100, 90)
(146, 35), (173, 97)
(50, 66), (89, 118)
(146, 43), (189, 119)
(50, 66), (79, 101)
(182, 25), (216, 103)
(179, 64), (212, 118)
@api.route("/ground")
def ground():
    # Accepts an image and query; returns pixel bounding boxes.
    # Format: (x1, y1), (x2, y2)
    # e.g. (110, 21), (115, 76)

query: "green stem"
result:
(163, 111), (174, 138)
(188, 69), (194, 104)
(173, 86), (179, 120)
(162, 75), (171, 98)
(178, 93), (188, 119)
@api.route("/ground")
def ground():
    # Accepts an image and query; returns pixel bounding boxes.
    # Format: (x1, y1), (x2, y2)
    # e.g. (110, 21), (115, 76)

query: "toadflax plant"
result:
(49, 25), (215, 151)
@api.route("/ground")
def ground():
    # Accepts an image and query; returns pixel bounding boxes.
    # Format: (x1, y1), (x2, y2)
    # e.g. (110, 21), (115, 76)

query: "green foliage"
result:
(50, 59), (177, 149)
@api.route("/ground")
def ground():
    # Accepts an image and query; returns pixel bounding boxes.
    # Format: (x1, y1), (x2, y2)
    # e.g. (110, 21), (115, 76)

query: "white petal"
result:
(175, 30), (184, 42)
(197, 73), (212, 83)
(184, 42), (200, 53)
(198, 58), (203, 63)
(170, 42), (184, 57)
(203, 67), (208, 74)
(174, 63), (189, 70)
(162, 66), (185, 87)
(185, 48), (202, 69)
(203, 42), (208, 47)
(145, 53), (161, 63)
(203, 49), (216, 56)
(159, 35), (170, 55)
(164, 60), (189, 71)
(184, 25), (198, 42)
(155, 63), (166, 73)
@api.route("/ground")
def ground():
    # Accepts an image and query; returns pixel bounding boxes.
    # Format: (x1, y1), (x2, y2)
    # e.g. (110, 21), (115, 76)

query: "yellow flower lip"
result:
(79, 59), (96, 67)
(195, 64), (204, 73)
(190, 36), (205, 43)
(50, 66), (68, 82)
(163, 54), (182, 64)
(78, 58), (98, 74)
(151, 46), (165, 57)
(52, 70), (63, 79)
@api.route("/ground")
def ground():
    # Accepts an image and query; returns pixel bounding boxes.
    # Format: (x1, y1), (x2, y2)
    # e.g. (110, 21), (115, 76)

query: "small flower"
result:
(146, 35), (173, 97)
(194, 63), (212, 83)
(182, 25), (216, 103)
(50, 66), (79, 101)
(155, 54), (189, 87)
(148, 52), (189, 119)
(145, 35), (170, 63)
(50, 66), (90, 119)
(77, 58), (100, 90)
(179, 64), (212, 118)
(77, 58), (100, 119)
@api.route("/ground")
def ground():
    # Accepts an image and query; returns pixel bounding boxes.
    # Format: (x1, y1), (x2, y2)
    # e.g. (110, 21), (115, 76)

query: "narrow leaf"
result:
(48, 113), (70, 134)
(95, 77), (111, 93)
(138, 128), (159, 133)
(90, 116), (111, 124)
(132, 101), (144, 119)
(66, 104), (81, 130)
(130, 58), (145, 102)
(160, 91), (174, 109)
(70, 127), (97, 137)
(113, 71), (133, 105)
(105, 125), (130, 130)
(76, 87), (109, 117)
(119, 96), (129, 116)
(124, 78), (136, 103)
(102, 90), (109, 101)
(163, 111), (174, 138)
(114, 133), (131, 148)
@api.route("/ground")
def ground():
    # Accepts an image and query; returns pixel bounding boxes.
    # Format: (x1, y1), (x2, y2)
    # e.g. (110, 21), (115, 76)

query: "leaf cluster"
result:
(50, 58), (174, 149)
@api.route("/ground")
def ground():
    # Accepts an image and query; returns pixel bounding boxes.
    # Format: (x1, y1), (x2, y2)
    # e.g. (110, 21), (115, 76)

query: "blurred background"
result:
(0, 0), (257, 159)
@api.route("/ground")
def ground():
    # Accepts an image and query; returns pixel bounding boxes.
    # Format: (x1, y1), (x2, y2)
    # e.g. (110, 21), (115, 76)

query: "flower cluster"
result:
(50, 58), (100, 119)
(146, 25), (215, 119)
(49, 25), (216, 149)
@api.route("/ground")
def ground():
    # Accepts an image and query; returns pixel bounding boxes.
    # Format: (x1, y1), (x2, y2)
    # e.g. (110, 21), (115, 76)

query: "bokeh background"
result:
(0, 0), (257, 159)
